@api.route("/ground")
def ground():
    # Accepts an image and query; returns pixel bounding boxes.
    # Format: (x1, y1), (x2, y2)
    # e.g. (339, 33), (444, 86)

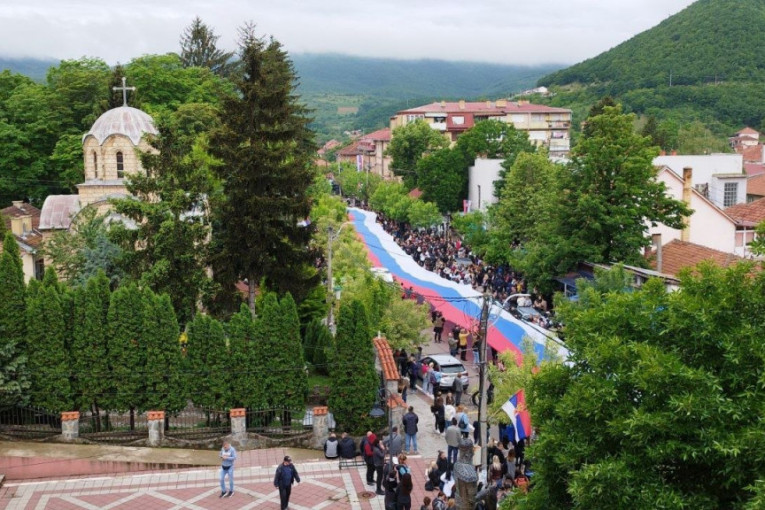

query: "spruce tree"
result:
(307, 319), (334, 376)
(227, 303), (263, 409)
(106, 284), (146, 427)
(179, 17), (236, 76)
(26, 286), (71, 411)
(209, 24), (317, 312)
(186, 314), (229, 410)
(41, 266), (59, 289)
(71, 271), (110, 424)
(0, 231), (28, 405)
(144, 293), (185, 413)
(329, 300), (378, 434)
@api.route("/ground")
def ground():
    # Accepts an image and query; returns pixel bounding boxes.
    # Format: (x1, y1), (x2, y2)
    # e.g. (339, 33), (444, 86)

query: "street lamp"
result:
(327, 222), (352, 333)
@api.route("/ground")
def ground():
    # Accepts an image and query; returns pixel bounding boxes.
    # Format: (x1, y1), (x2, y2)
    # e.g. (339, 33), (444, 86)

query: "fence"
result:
(246, 407), (312, 436)
(79, 409), (148, 444)
(165, 408), (230, 441)
(0, 406), (62, 440)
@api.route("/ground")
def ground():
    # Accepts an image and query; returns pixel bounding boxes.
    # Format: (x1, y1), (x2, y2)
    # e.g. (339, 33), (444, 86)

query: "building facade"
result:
(390, 99), (572, 157)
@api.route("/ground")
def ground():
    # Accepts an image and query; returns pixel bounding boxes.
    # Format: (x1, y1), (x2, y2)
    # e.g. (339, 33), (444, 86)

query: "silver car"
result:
(420, 354), (469, 392)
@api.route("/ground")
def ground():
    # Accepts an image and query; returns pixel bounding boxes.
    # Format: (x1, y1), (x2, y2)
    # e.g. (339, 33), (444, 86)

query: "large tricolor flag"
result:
(501, 390), (532, 442)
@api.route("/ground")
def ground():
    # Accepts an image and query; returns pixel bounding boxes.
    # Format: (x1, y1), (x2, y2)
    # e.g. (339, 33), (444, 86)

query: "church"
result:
(36, 80), (158, 272)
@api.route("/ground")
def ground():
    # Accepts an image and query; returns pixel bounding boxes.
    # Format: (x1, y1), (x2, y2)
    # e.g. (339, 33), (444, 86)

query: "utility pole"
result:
(327, 225), (335, 331)
(478, 292), (491, 473)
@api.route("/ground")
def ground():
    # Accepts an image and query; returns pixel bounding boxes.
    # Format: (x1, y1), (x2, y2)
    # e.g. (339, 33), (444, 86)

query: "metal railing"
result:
(245, 407), (311, 436)
(79, 409), (148, 444)
(165, 408), (229, 441)
(0, 406), (62, 440)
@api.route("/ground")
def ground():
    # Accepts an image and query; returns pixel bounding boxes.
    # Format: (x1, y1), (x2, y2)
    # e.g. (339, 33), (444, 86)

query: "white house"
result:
(653, 154), (746, 208)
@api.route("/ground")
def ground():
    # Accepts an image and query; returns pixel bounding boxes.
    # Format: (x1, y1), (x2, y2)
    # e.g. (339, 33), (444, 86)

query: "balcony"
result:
(430, 121), (447, 131)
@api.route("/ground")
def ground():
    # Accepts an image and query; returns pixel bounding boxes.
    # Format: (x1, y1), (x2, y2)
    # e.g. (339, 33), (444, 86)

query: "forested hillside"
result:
(1, 54), (559, 143)
(536, 0), (765, 149)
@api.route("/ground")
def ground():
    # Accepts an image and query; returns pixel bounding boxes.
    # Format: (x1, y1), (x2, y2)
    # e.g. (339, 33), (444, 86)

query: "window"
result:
(116, 151), (124, 178)
(92, 152), (98, 178)
(723, 182), (738, 207)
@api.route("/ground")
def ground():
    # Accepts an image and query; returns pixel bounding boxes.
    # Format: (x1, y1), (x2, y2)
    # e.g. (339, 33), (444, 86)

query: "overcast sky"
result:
(0, 0), (697, 66)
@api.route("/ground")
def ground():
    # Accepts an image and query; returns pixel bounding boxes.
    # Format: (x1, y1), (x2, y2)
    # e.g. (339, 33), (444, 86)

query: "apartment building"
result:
(390, 99), (572, 156)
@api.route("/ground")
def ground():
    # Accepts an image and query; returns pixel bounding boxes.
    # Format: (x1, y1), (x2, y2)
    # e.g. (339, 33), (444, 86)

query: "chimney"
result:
(486, 100), (492, 108)
(459, 100), (465, 110)
(440, 100), (445, 108)
(496, 99), (507, 107)
(651, 233), (663, 273)
(681, 167), (692, 242)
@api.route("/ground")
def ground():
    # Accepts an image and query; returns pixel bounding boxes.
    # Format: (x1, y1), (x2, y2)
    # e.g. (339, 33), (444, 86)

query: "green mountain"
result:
(536, 0), (765, 146)
(0, 57), (57, 81)
(0, 53), (559, 142)
(292, 53), (559, 98)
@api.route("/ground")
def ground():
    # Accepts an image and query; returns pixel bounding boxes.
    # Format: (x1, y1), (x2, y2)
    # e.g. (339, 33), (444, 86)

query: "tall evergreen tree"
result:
(179, 17), (236, 76)
(329, 300), (378, 434)
(304, 318), (334, 375)
(253, 293), (307, 411)
(209, 24), (317, 312)
(0, 231), (28, 405)
(186, 314), (229, 410)
(111, 121), (213, 326)
(227, 303), (261, 409)
(71, 271), (110, 423)
(144, 293), (185, 413)
(26, 286), (71, 411)
(106, 284), (146, 427)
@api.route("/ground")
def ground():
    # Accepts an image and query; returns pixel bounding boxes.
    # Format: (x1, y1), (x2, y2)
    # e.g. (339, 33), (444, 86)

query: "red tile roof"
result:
(736, 127), (761, 137)
(2, 203), (43, 251)
(408, 188), (423, 199)
(725, 197), (765, 226)
(741, 144), (764, 163)
(744, 163), (765, 176)
(652, 240), (744, 277)
(397, 100), (571, 116)
(337, 140), (362, 157)
(364, 128), (391, 142)
(372, 337), (401, 382)
(747, 174), (765, 197)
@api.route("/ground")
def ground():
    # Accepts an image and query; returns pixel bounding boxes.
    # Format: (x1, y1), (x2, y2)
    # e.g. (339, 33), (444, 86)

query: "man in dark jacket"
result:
(402, 406), (419, 454)
(274, 456), (300, 510)
(337, 432), (356, 459)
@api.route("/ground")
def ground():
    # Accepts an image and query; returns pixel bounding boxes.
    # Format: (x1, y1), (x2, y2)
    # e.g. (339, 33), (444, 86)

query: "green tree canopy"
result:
(520, 264), (765, 510)
(416, 147), (467, 213)
(329, 299), (378, 434)
(186, 314), (229, 410)
(387, 119), (448, 188)
(179, 17), (236, 76)
(209, 24), (317, 312)
(143, 293), (185, 413)
(0, 231), (28, 405)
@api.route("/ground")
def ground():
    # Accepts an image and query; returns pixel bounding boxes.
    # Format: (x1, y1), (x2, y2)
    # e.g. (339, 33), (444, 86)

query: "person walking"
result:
(445, 418), (460, 466)
(274, 455), (301, 510)
(219, 441), (237, 498)
(431, 397), (446, 434)
(396, 472), (414, 510)
(402, 406), (419, 455)
(361, 431), (377, 486)
(433, 313), (445, 343)
(447, 330), (459, 357)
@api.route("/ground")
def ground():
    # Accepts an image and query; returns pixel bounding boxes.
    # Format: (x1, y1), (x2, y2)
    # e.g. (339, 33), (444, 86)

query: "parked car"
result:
(418, 354), (469, 392)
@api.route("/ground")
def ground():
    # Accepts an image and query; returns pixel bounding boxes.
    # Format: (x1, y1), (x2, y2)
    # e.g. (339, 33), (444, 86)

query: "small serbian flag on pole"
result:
(501, 389), (531, 442)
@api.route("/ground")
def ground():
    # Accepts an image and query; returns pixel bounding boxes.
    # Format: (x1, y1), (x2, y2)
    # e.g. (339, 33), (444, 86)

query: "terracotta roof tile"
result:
(747, 174), (765, 197)
(363, 128), (391, 142)
(745, 163), (765, 176)
(337, 140), (362, 157)
(737, 127), (761, 137)
(652, 240), (744, 277)
(741, 144), (764, 162)
(373, 337), (400, 382)
(408, 188), (423, 199)
(725, 197), (765, 225)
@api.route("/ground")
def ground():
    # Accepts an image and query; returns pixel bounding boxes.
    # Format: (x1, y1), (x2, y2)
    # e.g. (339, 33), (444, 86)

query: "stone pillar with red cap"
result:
(311, 406), (329, 449)
(230, 408), (246, 442)
(61, 411), (79, 441)
(147, 411), (165, 446)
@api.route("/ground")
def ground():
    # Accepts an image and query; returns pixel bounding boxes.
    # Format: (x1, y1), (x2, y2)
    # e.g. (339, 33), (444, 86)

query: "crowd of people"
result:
(377, 215), (555, 330)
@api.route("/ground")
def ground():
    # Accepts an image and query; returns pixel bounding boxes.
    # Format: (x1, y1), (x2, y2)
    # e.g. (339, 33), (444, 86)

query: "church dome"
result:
(83, 106), (158, 146)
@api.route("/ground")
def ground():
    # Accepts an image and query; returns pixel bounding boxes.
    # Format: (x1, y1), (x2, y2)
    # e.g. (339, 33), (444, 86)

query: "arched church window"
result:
(93, 152), (98, 178)
(116, 151), (124, 178)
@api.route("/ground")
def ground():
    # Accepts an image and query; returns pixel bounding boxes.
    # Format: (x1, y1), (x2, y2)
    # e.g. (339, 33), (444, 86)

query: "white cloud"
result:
(0, 0), (696, 65)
